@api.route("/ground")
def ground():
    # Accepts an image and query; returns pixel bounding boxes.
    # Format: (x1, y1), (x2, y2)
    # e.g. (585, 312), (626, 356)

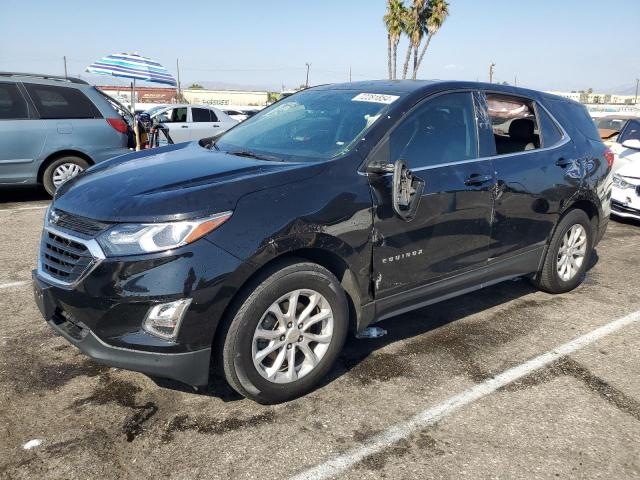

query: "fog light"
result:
(143, 299), (192, 340)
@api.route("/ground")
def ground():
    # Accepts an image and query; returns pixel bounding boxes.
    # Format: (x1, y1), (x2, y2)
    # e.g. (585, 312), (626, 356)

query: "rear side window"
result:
(485, 94), (540, 154)
(536, 106), (564, 147)
(192, 107), (218, 122)
(24, 84), (101, 119)
(0, 83), (29, 120)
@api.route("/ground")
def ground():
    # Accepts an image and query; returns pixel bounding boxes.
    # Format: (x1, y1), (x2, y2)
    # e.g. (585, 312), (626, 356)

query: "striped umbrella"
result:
(86, 53), (176, 113)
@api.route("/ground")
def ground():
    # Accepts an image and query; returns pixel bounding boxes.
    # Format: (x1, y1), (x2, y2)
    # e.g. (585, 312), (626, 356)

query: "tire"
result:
(530, 209), (593, 294)
(43, 156), (90, 196)
(220, 260), (349, 404)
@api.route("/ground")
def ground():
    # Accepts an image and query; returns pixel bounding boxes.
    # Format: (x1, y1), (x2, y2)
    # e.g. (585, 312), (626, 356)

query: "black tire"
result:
(220, 260), (349, 404)
(530, 209), (593, 294)
(43, 156), (89, 196)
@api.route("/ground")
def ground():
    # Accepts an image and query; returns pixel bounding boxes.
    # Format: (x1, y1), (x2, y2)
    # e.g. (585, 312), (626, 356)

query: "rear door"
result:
(189, 107), (223, 140)
(369, 91), (495, 300)
(476, 91), (580, 260)
(0, 82), (47, 184)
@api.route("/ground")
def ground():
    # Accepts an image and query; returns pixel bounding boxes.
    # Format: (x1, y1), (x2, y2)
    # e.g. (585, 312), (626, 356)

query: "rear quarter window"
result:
(548, 99), (600, 141)
(24, 84), (102, 119)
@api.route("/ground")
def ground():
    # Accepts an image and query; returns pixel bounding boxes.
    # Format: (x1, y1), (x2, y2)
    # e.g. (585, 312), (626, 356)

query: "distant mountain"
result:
(187, 80), (280, 92)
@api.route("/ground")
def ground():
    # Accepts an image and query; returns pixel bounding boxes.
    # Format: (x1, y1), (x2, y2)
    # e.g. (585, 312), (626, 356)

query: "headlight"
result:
(97, 211), (232, 256)
(612, 174), (636, 190)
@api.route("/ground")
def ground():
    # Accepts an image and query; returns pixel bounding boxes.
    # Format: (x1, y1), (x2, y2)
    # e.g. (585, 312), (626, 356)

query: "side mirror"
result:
(622, 139), (640, 150)
(391, 160), (424, 221)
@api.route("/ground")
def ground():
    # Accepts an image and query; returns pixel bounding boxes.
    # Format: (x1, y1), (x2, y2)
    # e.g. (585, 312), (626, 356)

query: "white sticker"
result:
(352, 93), (399, 104)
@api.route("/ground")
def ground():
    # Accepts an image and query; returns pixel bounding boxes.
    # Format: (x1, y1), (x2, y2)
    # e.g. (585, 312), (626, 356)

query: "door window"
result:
(371, 92), (478, 169)
(161, 107), (188, 123)
(536, 106), (564, 147)
(24, 84), (101, 119)
(0, 83), (29, 120)
(619, 119), (640, 144)
(192, 108), (218, 122)
(485, 94), (540, 154)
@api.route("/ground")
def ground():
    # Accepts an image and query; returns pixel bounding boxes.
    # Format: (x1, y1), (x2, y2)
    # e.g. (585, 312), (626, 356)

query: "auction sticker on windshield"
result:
(352, 93), (400, 104)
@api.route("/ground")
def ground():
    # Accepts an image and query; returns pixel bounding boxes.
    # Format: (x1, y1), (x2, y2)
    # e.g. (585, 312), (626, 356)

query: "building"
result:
(182, 89), (269, 107)
(545, 90), (637, 105)
(545, 90), (582, 102)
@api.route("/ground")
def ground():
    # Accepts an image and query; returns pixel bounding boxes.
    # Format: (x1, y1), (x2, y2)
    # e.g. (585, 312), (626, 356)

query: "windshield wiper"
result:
(227, 150), (282, 162)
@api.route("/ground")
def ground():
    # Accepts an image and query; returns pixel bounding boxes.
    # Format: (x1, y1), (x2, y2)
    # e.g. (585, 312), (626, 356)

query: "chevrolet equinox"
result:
(33, 81), (612, 403)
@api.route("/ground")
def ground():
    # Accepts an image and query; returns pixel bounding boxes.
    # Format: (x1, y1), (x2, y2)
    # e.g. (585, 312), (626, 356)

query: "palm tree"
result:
(383, 0), (406, 79)
(412, 0), (449, 79)
(401, 0), (426, 79)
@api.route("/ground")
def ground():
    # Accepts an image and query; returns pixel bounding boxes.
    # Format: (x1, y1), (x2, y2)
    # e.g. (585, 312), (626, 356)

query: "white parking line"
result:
(290, 309), (640, 480)
(0, 205), (49, 213)
(0, 280), (30, 290)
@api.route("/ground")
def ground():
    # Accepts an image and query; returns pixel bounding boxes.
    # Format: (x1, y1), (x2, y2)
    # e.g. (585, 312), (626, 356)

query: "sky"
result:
(1, 0), (639, 93)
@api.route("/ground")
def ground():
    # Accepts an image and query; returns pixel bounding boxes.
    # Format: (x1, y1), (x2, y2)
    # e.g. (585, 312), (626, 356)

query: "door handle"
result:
(556, 157), (572, 168)
(212, 125), (220, 128)
(181, 125), (189, 128)
(464, 173), (493, 186)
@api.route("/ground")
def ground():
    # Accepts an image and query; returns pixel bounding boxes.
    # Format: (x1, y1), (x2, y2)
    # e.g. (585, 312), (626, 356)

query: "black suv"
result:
(33, 81), (612, 403)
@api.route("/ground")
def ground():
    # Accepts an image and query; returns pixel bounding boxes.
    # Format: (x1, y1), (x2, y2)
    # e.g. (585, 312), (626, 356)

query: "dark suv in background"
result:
(0, 73), (130, 195)
(33, 80), (611, 403)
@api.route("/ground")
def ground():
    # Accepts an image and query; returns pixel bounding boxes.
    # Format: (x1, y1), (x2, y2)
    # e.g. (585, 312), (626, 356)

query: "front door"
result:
(368, 91), (495, 299)
(159, 106), (189, 143)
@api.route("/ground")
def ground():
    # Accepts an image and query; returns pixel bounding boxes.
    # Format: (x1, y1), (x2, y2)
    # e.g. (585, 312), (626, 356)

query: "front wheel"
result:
(220, 261), (349, 403)
(530, 209), (593, 293)
(43, 156), (89, 196)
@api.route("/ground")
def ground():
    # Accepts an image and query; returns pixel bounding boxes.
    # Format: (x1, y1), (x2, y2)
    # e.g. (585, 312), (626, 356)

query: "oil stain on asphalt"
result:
(161, 410), (276, 442)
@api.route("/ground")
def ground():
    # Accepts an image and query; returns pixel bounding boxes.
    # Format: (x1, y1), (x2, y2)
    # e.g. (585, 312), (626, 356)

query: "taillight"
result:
(106, 118), (128, 134)
(604, 148), (614, 169)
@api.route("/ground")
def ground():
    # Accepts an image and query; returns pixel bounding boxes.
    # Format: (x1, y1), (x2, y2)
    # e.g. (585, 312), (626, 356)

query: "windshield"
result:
(214, 89), (402, 161)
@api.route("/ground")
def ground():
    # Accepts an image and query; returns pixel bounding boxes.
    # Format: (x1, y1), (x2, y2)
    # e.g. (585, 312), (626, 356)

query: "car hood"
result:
(616, 161), (640, 180)
(54, 142), (325, 222)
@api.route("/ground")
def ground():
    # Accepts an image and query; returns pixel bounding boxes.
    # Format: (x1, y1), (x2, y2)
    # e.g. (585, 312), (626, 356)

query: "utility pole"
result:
(63, 56), (68, 78)
(489, 62), (496, 84)
(349, 66), (352, 83)
(176, 58), (182, 102)
(305, 63), (311, 88)
(635, 78), (639, 105)
(514, 75), (517, 86)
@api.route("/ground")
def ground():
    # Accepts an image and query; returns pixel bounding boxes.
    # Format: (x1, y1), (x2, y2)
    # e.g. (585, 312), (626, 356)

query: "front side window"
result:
(192, 108), (218, 122)
(619, 119), (640, 144)
(370, 92), (478, 169)
(0, 83), (29, 120)
(215, 89), (403, 161)
(486, 94), (540, 154)
(24, 84), (101, 119)
(160, 107), (187, 123)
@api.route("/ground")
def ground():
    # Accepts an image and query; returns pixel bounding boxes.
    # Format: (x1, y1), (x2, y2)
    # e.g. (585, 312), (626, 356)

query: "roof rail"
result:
(0, 72), (89, 85)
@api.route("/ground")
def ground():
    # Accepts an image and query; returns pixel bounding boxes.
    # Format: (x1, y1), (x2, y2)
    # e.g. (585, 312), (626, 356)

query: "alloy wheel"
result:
(252, 289), (334, 384)
(556, 224), (587, 281)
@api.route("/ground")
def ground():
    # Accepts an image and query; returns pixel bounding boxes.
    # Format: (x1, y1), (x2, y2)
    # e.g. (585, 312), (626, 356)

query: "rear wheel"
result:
(530, 209), (593, 293)
(43, 156), (89, 196)
(220, 261), (348, 404)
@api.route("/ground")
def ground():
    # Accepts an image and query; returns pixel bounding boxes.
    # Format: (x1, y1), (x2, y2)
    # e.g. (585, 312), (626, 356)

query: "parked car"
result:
(220, 108), (249, 122)
(610, 118), (640, 171)
(611, 119), (640, 220)
(0, 72), (131, 195)
(146, 104), (237, 143)
(594, 114), (639, 144)
(33, 81), (612, 403)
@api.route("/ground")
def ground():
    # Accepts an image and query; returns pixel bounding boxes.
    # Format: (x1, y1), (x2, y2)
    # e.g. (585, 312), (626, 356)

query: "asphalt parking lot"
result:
(1, 187), (639, 480)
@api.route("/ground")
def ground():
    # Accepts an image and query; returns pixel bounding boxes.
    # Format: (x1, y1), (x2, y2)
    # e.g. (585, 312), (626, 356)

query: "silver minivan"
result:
(0, 72), (130, 195)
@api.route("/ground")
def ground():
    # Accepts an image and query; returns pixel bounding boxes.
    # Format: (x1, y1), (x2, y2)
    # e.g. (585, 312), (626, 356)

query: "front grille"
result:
(40, 231), (95, 283)
(51, 209), (110, 237)
(612, 200), (640, 215)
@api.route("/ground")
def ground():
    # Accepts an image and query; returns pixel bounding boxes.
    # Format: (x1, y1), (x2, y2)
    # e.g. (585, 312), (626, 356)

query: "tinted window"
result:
(0, 83), (29, 119)
(619, 119), (640, 144)
(24, 84), (101, 119)
(374, 92), (478, 169)
(537, 105), (563, 147)
(561, 102), (601, 141)
(192, 108), (218, 122)
(486, 94), (540, 155)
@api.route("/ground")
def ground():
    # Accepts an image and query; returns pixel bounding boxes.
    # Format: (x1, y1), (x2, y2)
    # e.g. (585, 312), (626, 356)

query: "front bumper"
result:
(34, 272), (212, 385)
(611, 186), (640, 221)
